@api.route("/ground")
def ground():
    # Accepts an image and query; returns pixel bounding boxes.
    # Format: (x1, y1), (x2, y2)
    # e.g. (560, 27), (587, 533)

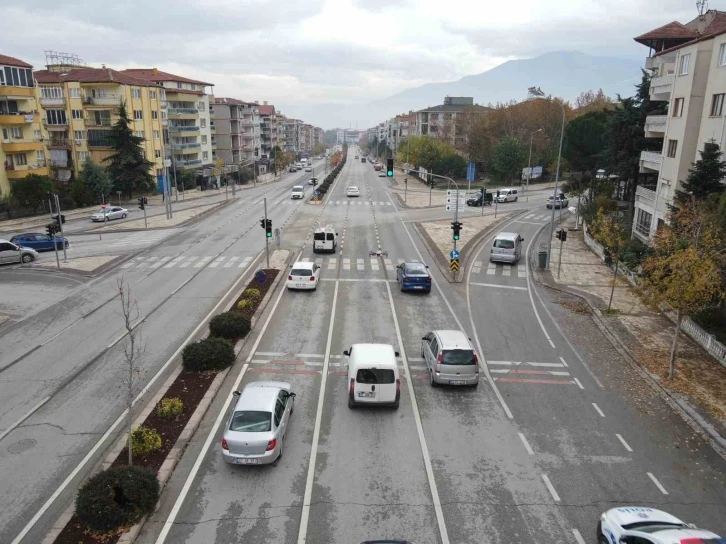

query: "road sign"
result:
(467, 162), (476, 182)
(450, 259), (460, 272)
(164, 159), (172, 168)
(445, 194), (466, 212)
(522, 165), (543, 180)
(450, 249), (460, 260)
(314, 190), (320, 196)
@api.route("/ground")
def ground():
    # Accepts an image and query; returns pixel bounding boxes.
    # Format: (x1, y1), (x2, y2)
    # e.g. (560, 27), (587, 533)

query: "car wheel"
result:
(597, 538), (608, 544)
(21, 254), (33, 263)
(277, 440), (283, 461)
(121, 213), (127, 218)
(429, 371), (437, 387)
(348, 397), (356, 409)
(472, 381), (479, 388)
(392, 402), (399, 410)
(514, 196), (518, 202)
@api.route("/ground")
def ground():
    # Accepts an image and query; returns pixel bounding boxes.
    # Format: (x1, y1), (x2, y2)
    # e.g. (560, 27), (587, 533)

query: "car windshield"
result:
(291, 268), (312, 276)
(494, 239), (514, 249)
(293, 187), (303, 191)
(229, 410), (272, 432)
(96, 208), (109, 213)
(405, 264), (428, 275)
(356, 368), (395, 384)
(442, 350), (476, 365)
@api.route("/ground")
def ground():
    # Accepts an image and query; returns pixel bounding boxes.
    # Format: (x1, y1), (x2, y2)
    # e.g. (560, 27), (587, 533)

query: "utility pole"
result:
(53, 193), (67, 260)
(526, 128), (542, 201)
(264, 197), (270, 268)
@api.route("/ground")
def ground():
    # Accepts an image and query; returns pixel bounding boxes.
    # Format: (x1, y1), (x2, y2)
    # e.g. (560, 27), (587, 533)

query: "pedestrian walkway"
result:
(100, 231), (174, 249)
(471, 261), (527, 279)
(328, 200), (393, 206)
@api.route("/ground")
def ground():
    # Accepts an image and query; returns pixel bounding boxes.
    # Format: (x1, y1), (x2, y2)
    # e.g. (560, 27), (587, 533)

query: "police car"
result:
(598, 506), (723, 544)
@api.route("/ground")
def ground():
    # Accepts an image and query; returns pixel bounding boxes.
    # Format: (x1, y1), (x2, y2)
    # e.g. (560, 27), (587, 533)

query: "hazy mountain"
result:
(283, 51), (644, 129)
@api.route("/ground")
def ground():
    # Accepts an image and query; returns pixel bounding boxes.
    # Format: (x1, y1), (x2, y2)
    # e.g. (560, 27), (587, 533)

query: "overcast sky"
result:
(4, 0), (702, 125)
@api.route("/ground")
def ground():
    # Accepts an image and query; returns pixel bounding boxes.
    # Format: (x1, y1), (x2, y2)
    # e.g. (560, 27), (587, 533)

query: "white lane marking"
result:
(120, 261), (135, 268)
(523, 233), (556, 348)
(518, 432), (534, 455)
(14, 251), (265, 544)
(573, 377), (584, 389)
(616, 433), (633, 452)
(254, 351), (291, 357)
(542, 474), (561, 502)
(297, 280), (339, 543)
(572, 529), (586, 544)
(647, 472), (669, 495)
(592, 403), (605, 417)
(486, 268), (496, 275)
(384, 281), (450, 544)
(514, 220), (546, 225)
(470, 282), (527, 291)
(487, 361), (564, 368)
(208, 257), (225, 268)
(0, 396), (51, 443)
(559, 356), (568, 367)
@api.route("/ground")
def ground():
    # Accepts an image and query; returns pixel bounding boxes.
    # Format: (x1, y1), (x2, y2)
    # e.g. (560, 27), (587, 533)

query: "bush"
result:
(209, 311), (251, 339)
(155, 397), (183, 419)
(244, 288), (261, 300)
(182, 337), (235, 372)
(131, 425), (162, 456)
(236, 299), (253, 311)
(76, 465), (160, 533)
(317, 186), (328, 194)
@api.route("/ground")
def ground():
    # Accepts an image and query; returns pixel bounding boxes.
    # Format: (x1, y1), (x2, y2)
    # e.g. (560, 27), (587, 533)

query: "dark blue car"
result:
(396, 261), (431, 293)
(10, 232), (69, 252)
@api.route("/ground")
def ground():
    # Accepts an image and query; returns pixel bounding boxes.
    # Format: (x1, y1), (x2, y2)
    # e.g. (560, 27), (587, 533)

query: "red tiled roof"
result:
(211, 97), (249, 106)
(635, 21), (698, 42)
(33, 67), (161, 87)
(0, 54), (33, 69)
(257, 105), (275, 116)
(122, 68), (212, 87)
(655, 13), (726, 56)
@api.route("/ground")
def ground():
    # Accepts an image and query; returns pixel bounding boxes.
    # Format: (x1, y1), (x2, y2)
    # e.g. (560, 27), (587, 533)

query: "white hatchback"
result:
(287, 261), (320, 291)
(290, 186), (304, 199)
(347, 186), (360, 197)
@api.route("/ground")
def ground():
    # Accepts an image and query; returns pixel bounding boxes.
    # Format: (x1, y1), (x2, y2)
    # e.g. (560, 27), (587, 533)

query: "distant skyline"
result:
(3, 0), (704, 120)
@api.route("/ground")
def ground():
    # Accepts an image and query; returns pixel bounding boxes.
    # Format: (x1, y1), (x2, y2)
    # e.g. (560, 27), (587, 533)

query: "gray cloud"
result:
(351, 0), (411, 13)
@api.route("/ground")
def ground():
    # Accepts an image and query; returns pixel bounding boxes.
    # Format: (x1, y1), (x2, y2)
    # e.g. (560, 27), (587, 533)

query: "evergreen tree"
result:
(104, 102), (155, 198)
(78, 157), (112, 202)
(675, 141), (726, 204)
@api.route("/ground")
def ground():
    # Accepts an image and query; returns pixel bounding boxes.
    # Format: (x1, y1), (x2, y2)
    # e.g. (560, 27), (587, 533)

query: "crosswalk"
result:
(520, 212), (557, 222)
(486, 360), (580, 386)
(102, 231), (174, 249)
(120, 254), (254, 270)
(471, 261), (527, 278)
(299, 256), (409, 272)
(329, 200), (393, 206)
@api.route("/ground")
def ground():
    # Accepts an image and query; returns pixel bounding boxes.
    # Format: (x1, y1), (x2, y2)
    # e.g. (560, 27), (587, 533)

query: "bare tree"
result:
(117, 277), (146, 465)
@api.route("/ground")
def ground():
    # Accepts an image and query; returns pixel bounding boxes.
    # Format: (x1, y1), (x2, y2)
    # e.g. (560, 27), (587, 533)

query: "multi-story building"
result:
(313, 127), (324, 149)
(123, 69), (214, 171)
(33, 62), (167, 187)
(256, 102), (277, 158)
(1, 54), (45, 197)
(280, 117), (300, 153)
(211, 97), (256, 166)
(632, 10), (726, 242)
(414, 96), (489, 147)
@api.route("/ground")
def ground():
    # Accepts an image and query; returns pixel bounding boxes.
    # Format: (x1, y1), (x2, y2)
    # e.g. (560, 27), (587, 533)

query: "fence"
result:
(583, 223), (726, 367)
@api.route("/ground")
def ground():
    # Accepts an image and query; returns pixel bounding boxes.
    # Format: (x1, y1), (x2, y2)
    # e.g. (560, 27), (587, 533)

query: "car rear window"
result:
(494, 239), (514, 249)
(356, 368), (395, 384)
(291, 268), (312, 276)
(405, 264), (428, 275)
(314, 233), (325, 240)
(442, 350), (476, 365)
(326, 233), (334, 240)
(230, 411), (271, 432)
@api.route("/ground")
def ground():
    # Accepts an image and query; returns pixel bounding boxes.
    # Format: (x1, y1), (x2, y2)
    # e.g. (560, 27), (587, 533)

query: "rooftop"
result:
(34, 66), (161, 87)
(0, 54), (33, 69)
(122, 68), (213, 87)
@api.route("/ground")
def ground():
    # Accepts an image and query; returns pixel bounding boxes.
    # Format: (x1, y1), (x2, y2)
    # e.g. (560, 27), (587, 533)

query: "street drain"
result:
(8, 438), (36, 454)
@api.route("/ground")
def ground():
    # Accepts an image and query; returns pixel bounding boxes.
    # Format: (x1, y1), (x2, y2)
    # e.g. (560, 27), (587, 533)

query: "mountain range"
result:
(283, 51), (644, 130)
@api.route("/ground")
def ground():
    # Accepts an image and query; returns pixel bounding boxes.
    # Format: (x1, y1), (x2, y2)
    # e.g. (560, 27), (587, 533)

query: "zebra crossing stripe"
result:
(208, 256), (225, 268)
(224, 256), (239, 268)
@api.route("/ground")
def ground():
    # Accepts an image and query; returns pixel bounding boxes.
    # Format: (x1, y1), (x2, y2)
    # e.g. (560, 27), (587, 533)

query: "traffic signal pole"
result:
(264, 197), (270, 268)
(53, 194), (67, 261)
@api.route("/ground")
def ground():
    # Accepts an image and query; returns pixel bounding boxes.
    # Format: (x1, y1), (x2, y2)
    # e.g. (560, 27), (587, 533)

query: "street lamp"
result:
(528, 86), (566, 270)
(525, 128), (542, 196)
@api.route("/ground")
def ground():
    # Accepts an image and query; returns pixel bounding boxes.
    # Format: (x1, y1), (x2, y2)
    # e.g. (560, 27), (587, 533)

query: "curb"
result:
(528, 223), (726, 462)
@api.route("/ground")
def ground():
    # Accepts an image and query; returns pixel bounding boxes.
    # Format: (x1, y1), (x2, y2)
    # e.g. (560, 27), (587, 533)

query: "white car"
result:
(598, 506), (722, 544)
(347, 186), (360, 197)
(305, 166), (312, 172)
(0, 239), (38, 264)
(91, 206), (128, 222)
(308, 177), (317, 185)
(290, 186), (305, 199)
(287, 261), (320, 290)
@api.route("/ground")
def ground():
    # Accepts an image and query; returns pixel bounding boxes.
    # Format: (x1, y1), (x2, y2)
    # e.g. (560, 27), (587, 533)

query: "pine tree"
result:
(78, 157), (112, 202)
(675, 141), (726, 204)
(104, 102), (155, 199)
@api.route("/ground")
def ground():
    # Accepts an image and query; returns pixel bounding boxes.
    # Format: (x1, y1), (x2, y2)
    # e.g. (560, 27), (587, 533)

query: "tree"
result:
(104, 102), (155, 199)
(563, 109), (611, 176)
(312, 143), (327, 156)
(175, 169), (197, 190)
(70, 179), (94, 207)
(489, 137), (526, 181)
(592, 208), (628, 311)
(675, 141), (726, 204)
(77, 157), (112, 202)
(10, 173), (54, 212)
(574, 89), (614, 114)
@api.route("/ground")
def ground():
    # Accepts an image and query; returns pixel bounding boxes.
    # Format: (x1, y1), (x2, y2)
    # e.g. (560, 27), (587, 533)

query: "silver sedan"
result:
(222, 381), (295, 466)
(90, 206), (128, 222)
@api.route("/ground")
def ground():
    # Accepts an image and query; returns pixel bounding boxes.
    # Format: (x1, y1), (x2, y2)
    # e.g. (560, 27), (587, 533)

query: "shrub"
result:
(236, 299), (253, 311)
(182, 337), (235, 372)
(131, 425), (162, 456)
(317, 186), (328, 194)
(244, 288), (261, 300)
(209, 311), (251, 339)
(76, 465), (159, 533)
(155, 397), (183, 419)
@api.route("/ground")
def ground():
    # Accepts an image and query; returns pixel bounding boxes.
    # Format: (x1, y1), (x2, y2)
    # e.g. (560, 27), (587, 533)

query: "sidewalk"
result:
(537, 215), (726, 453)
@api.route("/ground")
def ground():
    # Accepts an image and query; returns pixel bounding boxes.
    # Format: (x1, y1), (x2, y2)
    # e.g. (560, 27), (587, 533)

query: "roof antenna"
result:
(697, 0), (707, 16)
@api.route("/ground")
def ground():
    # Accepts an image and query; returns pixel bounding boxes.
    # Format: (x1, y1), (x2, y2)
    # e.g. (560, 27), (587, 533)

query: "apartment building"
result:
(33, 63), (167, 186)
(123, 69), (213, 171)
(633, 10), (726, 242)
(414, 96), (489, 147)
(210, 97), (261, 166)
(313, 127), (324, 148)
(1, 54), (45, 197)
(280, 117), (300, 152)
(256, 103), (277, 158)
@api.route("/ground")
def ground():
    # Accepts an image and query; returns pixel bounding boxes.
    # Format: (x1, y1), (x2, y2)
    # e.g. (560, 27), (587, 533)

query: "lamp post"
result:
(525, 128), (542, 198)
(528, 87), (566, 270)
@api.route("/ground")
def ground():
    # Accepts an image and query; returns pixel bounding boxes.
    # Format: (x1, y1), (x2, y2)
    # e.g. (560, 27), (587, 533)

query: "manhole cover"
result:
(8, 438), (36, 454)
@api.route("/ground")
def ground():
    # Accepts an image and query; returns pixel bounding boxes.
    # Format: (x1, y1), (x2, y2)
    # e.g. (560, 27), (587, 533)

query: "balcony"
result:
(171, 142), (202, 150)
(5, 162), (50, 179)
(635, 185), (657, 209)
(88, 130), (114, 148)
(640, 150), (662, 173)
(645, 115), (667, 137)
(2, 139), (44, 152)
(160, 100), (168, 108)
(46, 138), (72, 149)
(0, 85), (35, 99)
(169, 125), (200, 133)
(0, 113), (37, 125)
(162, 119), (168, 126)
(49, 158), (73, 169)
(168, 108), (199, 116)
(211, 139), (218, 147)
(43, 120), (69, 130)
(176, 159), (203, 167)
(39, 96), (66, 107)
(84, 95), (122, 107)
(650, 74), (674, 101)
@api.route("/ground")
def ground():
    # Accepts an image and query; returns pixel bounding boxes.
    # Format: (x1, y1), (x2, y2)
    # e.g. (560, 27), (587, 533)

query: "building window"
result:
(40, 86), (63, 98)
(177, 82), (182, 89)
(153, 130), (160, 139)
(673, 97), (684, 117)
(711, 93), (725, 116)
(667, 139), (678, 158)
(200, 118), (206, 128)
(1, 67), (34, 87)
(191, 84), (196, 91)
(14, 153), (27, 166)
(155, 149), (162, 158)
(70, 88), (82, 98)
(135, 130), (145, 139)
(133, 89), (141, 99)
(203, 151), (208, 160)
(150, 90), (157, 100)
(161, 110), (167, 120)
(133, 110), (143, 120)
(74, 130), (85, 140)
(46, 109), (67, 125)
(635, 208), (653, 237)
(72, 109), (83, 120)
(720, 43), (726, 66)
(141, 150), (146, 159)
(198, 101), (204, 109)
(201, 135), (207, 144)
(152, 110), (158, 120)
(11, 126), (23, 139)
(36, 150), (45, 161)
(160, 89), (166, 100)
(78, 151), (90, 162)
(678, 54), (691, 75)
(93, 110), (111, 126)
(34, 130), (41, 140)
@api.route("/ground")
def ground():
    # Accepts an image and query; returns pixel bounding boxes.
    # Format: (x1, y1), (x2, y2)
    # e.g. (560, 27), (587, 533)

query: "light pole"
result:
(525, 128), (542, 198)
(528, 87), (566, 270)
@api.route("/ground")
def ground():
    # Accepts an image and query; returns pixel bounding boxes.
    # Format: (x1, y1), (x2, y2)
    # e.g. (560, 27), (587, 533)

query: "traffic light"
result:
(46, 223), (56, 237)
(265, 219), (272, 238)
(138, 197), (145, 210)
(556, 229), (568, 242)
(496, 190), (500, 199)
(451, 221), (462, 241)
(311, 177), (317, 186)
(386, 158), (394, 177)
(260, 218), (266, 230)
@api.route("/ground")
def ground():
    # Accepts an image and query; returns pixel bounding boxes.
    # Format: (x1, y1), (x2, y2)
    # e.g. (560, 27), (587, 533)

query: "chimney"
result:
(108, 69), (113, 81)
(101, 64), (106, 69)
(153, 68), (158, 75)
(264, 101), (268, 105)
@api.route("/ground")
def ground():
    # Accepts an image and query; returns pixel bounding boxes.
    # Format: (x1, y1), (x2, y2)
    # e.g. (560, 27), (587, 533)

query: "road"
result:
(128, 147), (726, 544)
(0, 158), (333, 544)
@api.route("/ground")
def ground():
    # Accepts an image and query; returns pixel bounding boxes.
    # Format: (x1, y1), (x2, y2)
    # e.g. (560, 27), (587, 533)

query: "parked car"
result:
(347, 186), (360, 197)
(10, 232), (69, 251)
(597, 506), (723, 544)
(396, 261), (432, 293)
(221, 381), (295, 466)
(288, 166), (296, 173)
(0, 239), (39, 264)
(287, 261), (320, 290)
(374, 164), (382, 171)
(90, 206), (128, 222)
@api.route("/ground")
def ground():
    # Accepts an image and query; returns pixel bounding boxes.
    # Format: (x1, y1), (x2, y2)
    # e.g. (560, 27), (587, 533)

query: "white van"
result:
(496, 188), (519, 203)
(312, 225), (338, 253)
(490, 231), (523, 264)
(344, 343), (401, 409)
(291, 185), (305, 199)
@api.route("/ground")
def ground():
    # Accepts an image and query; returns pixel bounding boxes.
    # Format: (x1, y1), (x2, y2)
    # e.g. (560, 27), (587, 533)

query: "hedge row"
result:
(316, 152), (347, 195)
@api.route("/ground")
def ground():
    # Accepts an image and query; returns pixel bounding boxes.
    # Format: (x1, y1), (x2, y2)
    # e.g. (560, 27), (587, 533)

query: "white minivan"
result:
(496, 188), (518, 203)
(490, 231), (523, 264)
(291, 185), (305, 199)
(312, 225), (338, 253)
(345, 343), (401, 409)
